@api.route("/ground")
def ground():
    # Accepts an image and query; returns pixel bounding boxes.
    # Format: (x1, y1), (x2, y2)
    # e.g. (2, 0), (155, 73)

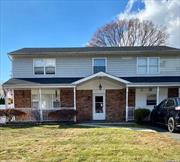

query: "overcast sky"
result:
(0, 0), (180, 82)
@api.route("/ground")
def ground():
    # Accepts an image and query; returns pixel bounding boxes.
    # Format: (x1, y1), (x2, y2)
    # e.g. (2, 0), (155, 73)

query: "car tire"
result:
(167, 117), (176, 133)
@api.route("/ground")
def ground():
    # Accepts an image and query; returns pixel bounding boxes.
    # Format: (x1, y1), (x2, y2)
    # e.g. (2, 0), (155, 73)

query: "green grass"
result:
(0, 124), (180, 162)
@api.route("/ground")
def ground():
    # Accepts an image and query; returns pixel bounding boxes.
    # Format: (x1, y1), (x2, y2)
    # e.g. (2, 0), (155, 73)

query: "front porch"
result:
(4, 87), (77, 122)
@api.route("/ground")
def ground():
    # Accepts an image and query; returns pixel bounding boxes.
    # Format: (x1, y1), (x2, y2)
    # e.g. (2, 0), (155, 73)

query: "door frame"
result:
(92, 90), (106, 120)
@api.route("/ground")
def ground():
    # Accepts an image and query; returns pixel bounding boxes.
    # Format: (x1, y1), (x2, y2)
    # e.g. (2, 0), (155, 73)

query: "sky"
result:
(0, 0), (180, 82)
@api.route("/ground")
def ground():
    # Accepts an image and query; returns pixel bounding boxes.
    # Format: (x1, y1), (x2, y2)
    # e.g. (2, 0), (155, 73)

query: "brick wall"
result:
(168, 88), (179, 97)
(106, 89), (126, 121)
(128, 88), (135, 107)
(60, 88), (74, 107)
(76, 90), (92, 121)
(14, 90), (31, 108)
(14, 90), (32, 121)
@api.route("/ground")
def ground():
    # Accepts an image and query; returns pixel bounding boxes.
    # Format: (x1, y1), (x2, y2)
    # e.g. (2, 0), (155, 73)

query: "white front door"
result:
(93, 93), (106, 120)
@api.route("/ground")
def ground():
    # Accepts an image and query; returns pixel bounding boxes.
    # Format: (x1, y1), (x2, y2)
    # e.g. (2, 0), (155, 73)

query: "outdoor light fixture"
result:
(99, 83), (102, 90)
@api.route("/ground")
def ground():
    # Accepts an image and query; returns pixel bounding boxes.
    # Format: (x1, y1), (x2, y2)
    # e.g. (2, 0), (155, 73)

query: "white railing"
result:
(13, 107), (75, 122)
(128, 106), (135, 121)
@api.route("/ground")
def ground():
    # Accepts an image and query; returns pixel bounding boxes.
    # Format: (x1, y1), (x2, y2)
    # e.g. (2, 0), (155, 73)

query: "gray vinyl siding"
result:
(12, 55), (180, 78)
(12, 57), (33, 78)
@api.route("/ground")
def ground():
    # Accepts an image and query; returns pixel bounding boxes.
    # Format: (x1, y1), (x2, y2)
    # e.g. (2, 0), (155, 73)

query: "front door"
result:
(93, 93), (105, 120)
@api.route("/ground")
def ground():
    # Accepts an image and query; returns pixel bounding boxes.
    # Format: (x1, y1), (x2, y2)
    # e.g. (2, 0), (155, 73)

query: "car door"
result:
(164, 99), (175, 124)
(156, 99), (167, 123)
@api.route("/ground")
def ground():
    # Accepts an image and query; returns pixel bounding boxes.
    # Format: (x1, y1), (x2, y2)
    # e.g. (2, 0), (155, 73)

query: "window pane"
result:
(94, 66), (106, 73)
(138, 58), (147, 66)
(45, 67), (55, 74)
(138, 66), (147, 74)
(45, 59), (55, 66)
(147, 94), (156, 105)
(149, 58), (158, 66)
(34, 67), (44, 74)
(94, 59), (105, 66)
(34, 59), (44, 67)
(149, 66), (158, 73)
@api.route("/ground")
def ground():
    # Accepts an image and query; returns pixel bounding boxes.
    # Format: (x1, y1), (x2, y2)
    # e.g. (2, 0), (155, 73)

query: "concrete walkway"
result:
(76, 123), (157, 132)
(76, 122), (180, 141)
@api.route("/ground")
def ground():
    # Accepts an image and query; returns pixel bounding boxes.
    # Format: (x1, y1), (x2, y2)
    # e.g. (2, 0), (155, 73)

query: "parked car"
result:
(150, 97), (180, 133)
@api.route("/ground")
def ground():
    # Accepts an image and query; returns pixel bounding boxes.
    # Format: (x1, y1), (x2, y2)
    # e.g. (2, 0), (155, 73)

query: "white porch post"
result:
(126, 86), (129, 122)
(39, 88), (43, 121)
(73, 87), (76, 122)
(4, 89), (8, 109)
(156, 86), (159, 105)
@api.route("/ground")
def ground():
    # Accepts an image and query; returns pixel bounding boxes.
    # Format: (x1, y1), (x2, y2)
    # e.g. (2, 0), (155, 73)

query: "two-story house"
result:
(2, 46), (180, 122)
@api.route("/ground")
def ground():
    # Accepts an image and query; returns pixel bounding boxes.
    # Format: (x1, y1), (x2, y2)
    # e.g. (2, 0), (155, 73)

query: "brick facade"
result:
(168, 88), (179, 97)
(14, 90), (32, 121)
(128, 88), (135, 107)
(14, 90), (31, 108)
(106, 89), (126, 121)
(60, 88), (74, 107)
(76, 90), (92, 121)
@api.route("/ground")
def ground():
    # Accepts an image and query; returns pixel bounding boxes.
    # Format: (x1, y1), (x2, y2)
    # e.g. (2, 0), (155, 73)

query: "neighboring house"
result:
(2, 46), (180, 122)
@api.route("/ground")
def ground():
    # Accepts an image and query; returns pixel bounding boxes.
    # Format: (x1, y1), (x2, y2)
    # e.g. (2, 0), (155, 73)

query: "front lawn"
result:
(0, 124), (179, 162)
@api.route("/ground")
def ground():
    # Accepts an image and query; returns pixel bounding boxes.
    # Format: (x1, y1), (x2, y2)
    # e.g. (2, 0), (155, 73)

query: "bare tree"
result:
(88, 19), (168, 47)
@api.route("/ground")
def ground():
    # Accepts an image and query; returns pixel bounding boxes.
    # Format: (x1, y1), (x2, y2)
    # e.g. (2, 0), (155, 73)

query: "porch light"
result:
(99, 83), (102, 90)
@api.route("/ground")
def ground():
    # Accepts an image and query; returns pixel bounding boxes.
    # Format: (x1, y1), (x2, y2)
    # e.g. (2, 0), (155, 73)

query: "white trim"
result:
(156, 86), (160, 105)
(92, 57), (107, 74)
(93, 91), (106, 120)
(3, 85), (76, 89)
(33, 58), (56, 76)
(73, 72), (130, 85)
(125, 87), (129, 122)
(127, 84), (180, 87)
(73, 87), (76, 122)
(39, 88), (43, 121)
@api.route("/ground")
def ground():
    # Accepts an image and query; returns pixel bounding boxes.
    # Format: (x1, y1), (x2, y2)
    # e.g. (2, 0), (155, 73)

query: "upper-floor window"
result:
(34, 59), (56, 75)
(137, 57), (159, 74)
(93, 58), (107, 73)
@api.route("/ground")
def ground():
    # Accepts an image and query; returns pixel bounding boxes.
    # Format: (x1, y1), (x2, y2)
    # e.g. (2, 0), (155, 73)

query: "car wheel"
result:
(167, 117), (176, 133)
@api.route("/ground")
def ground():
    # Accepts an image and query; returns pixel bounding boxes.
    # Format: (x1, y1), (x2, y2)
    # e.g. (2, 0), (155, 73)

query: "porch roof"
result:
(2, 76), (180, 88)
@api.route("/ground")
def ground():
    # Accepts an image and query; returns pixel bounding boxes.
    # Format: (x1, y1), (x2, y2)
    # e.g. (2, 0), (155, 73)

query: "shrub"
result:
(0, 109), (26, 122)
(48, 109), (77, 121)
(0, 98), (5, 105)
(134, 108), (150, 124)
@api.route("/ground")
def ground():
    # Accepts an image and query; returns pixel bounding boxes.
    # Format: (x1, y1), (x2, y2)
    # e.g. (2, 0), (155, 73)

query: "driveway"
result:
(77, 122), (180, 141)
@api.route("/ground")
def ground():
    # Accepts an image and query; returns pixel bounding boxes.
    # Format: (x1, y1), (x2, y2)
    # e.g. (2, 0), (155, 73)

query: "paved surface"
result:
(76, 123), (180, 141)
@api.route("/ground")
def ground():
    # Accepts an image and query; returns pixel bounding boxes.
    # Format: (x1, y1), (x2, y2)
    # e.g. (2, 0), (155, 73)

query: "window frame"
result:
(92, 57), (107, 74)
(137, 57), (160, 75)
(33, 58), (56, 76)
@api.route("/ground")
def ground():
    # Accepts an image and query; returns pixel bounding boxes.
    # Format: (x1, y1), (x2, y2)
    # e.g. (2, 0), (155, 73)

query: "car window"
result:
(166, 99), (175, 107)
(158, 100), (166, 109)
(177, 98), (180, 106)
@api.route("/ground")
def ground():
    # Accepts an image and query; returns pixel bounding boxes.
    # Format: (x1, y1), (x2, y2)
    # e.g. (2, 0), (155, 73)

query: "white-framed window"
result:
(146, 94), (157, 105)
(31, 89), (60, 109)
(137, 57), (159, 74)
(92, 58), (107, 73)
(33, 58), (56, 75)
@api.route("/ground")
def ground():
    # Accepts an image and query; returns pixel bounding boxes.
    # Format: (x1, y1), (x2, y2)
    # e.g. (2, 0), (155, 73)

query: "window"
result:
(147, 94), (156, 105)
(137, 57), (147, 74)
(31, 89), (60, 109)
(93, 58), (106, 73)
(149, 58), (159, 74)
(41, 89), (60, 109)
(166, 99), (175, 107)
(34, 59), (56, 75)
(137, 57), (159, 74)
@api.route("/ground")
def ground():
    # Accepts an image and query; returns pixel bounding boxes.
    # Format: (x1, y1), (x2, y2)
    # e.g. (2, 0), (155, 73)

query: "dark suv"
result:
(150, 97), (180, 133)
